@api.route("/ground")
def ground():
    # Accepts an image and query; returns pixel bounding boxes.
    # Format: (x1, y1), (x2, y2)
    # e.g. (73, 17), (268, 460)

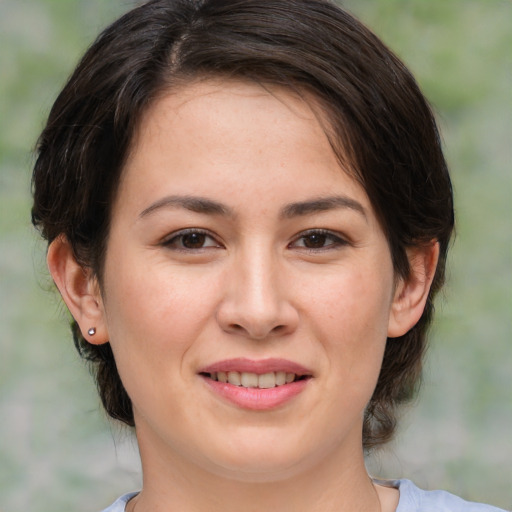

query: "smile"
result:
(199, 359), (312, 410)
(204, 371), (306, 389)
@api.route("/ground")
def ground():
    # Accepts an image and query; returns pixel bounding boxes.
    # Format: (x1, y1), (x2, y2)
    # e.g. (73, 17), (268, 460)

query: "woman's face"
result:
(98, 80), (402, 480)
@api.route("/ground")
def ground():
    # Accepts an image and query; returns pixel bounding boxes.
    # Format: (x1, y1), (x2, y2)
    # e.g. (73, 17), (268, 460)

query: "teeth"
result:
(275, 371), (286, 386)
(240, 372), (258, 388)
(227, 371), (241, 386)
(209, 371), (301, 388)
(258, 372), (276, 389)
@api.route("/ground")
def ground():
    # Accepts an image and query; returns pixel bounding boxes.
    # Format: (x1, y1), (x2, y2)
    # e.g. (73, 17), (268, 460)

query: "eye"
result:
(163, 229), (221, 250)
(290, 229), (348, 250)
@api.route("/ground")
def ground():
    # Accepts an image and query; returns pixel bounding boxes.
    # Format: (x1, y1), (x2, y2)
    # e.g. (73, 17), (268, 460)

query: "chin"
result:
(201, 436), (321, 483)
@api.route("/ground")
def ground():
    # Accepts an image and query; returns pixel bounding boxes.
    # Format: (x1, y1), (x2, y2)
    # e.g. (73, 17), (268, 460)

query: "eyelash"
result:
(289, 229), (349, 251)
(162, 228), (348, 254)
(162, 229), (222, 251)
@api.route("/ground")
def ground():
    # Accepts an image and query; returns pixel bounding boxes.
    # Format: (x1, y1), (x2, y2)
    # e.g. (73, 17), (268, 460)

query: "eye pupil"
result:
(182, 233), (206, 248)
(304, 233), (327, 248)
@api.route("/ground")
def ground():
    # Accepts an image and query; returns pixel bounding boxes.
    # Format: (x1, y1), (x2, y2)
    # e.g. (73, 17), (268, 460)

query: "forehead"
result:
(134, 79), (329, 151)
(117, 79), (369, 216)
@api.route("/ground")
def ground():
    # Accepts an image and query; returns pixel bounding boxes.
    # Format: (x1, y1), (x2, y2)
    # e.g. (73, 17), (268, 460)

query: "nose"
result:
(216, 248), (299, 340)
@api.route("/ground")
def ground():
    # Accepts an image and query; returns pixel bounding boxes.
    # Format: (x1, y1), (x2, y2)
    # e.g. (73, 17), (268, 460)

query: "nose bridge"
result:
(217, 241), (297, 339)
(244, 245), (278, 312)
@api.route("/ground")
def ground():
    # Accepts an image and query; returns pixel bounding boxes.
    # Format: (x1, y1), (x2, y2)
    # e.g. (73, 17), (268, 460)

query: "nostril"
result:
(226, 322), (287, 340)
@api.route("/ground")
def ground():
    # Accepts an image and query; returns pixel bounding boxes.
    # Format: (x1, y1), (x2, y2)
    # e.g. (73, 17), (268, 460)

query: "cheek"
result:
(100, 268), (217, 418)
(101, 256), (220, 370)
(303, 267), (392, 371)
(311, 266), (392, 329)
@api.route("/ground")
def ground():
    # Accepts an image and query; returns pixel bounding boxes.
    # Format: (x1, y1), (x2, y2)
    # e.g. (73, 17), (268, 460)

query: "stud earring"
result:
(87, 327), (96, 336)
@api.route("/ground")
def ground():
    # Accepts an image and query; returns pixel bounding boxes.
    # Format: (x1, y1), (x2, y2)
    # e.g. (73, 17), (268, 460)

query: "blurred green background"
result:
(0, 0), (510, 510)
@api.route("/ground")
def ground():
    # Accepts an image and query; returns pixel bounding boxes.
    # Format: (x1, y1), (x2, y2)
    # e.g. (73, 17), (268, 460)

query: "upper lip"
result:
(199, 358), (312, 376)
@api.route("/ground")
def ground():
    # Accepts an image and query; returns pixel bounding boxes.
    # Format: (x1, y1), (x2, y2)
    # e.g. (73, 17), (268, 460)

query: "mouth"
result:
(198, 358), (313, 410)
(200, 371), (311, 389)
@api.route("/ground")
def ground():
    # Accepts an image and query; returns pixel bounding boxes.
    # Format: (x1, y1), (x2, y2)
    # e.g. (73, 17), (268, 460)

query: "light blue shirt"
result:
(100, 479), (509, 511)
(393, 479), (508, 511)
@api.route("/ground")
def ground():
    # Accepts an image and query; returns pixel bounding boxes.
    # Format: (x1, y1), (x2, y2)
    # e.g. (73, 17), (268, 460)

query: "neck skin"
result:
(126, 420), (399, 512)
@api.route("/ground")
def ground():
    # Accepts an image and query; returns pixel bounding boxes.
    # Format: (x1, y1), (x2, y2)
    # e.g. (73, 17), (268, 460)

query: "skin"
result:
(48, 80), (438, 512)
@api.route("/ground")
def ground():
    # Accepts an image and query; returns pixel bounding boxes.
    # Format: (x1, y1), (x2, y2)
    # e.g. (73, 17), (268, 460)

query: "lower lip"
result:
(201, 376), (309, 410)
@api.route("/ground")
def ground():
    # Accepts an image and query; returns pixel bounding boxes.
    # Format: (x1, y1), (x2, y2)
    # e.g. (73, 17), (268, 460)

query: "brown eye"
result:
(181, 233), (207, 248)
(290, 230), (348, 251)
(302, 233), (328, 249)
(164, 229), (220, 250)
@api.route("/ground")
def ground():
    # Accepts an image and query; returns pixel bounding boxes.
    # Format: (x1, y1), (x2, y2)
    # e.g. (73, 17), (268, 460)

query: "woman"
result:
(31, 0), (506, 511)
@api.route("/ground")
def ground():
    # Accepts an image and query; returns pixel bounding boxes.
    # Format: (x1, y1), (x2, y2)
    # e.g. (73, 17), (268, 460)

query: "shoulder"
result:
(392, 479), (509, 512)
(97, 485), (509, 512)
(99, 492), (138, 512)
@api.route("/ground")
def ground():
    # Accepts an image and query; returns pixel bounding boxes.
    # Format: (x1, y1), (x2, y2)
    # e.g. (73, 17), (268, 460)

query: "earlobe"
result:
(47, 236), (109, 345)
(387, 241), (440, 338)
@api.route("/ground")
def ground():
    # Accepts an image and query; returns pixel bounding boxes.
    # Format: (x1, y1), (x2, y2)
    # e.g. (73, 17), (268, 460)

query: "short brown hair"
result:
(32, 0), (454, 450)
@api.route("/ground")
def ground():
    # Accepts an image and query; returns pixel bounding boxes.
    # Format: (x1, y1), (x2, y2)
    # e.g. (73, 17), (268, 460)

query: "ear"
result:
(388, 241), (440, 338)
(47, 236), (109, 345)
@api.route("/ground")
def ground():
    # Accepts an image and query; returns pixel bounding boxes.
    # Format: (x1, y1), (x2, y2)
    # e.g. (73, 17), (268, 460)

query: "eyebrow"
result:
(139, 195), (234, 219)
(280, 196), (367, 220)
(138, 194), (366, 221)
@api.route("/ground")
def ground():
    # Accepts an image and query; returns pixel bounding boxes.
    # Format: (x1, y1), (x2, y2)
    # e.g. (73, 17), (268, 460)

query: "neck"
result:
(129, 427), (387, 512)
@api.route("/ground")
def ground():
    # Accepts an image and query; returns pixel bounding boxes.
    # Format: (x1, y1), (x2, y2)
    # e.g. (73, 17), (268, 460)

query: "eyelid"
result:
(162, 228), (223, 250)
(289, 229), (350, 250)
